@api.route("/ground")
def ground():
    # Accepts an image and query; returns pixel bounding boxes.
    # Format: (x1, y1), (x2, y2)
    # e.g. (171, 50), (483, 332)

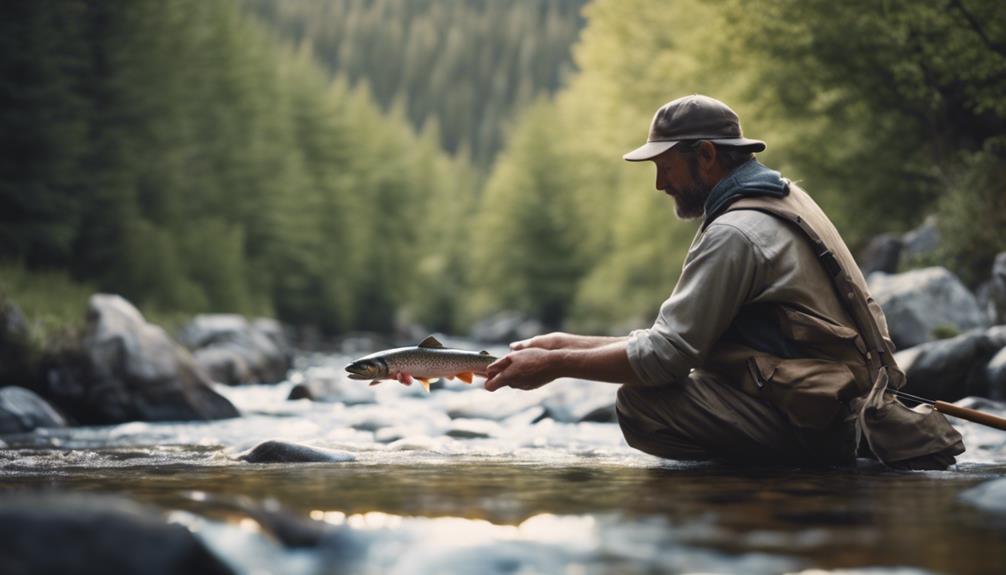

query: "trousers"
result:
(615, 369), (858, 465)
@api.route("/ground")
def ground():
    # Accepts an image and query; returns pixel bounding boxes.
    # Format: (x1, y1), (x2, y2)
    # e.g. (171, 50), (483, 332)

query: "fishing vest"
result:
(705, 183), (965, 468)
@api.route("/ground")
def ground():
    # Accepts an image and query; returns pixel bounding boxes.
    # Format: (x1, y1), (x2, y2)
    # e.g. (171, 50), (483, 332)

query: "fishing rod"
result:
(892, 389), (1006, 431)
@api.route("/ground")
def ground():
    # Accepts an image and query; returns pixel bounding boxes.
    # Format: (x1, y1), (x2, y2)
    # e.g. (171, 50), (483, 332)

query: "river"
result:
(2, 343), (1005, 574)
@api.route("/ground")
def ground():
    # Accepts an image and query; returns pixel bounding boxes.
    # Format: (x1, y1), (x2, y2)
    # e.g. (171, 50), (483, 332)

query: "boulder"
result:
(900, 216), (941, 263)
(39, 294), (239, 424)
(0, 493), (234, 575)
(0, 299), (34, 387)
(981, 252), (1006, 324)
(0, 386), (66, 434)
(239, 440), (356, 463)
(896, 326), (1006, 401)
(470, 311), (544, 344)
(987, 346), (1006, 400)
(177, 315), (292, 385)
(868, 267), (987, 349)
(857, 233), (903, 275)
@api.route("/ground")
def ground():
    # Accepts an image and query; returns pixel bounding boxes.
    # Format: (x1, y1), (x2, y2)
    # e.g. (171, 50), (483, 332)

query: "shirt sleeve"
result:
(626, 222), (766, 386)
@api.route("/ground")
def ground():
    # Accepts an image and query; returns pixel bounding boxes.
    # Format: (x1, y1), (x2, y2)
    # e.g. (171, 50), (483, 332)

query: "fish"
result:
(345, 335), (497, 392)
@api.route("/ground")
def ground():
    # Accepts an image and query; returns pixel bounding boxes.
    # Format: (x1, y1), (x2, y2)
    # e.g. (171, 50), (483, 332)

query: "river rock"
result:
(986, 346), (1006, 400)
(39, 294), (239, 424)
(177, 315), (293, 385)
(0, 386), (66, 434)
(446, 418), (501, 439)
(978, 252), (1006, 324)
(470, 311), (544, 344)
(239, 440), (356, 463)
(900, 216), (941, 263)
(895, 326), (1006, 401)
(287, 382), (313, 400)
(858, 233), (903, 275)
(0, 299), (34, 388)
(868, 267), (987, 348)
(0, 493), (234, 575)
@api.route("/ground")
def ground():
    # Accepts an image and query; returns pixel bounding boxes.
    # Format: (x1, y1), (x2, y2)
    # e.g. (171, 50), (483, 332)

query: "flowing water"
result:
(2, 344), (1005, 574)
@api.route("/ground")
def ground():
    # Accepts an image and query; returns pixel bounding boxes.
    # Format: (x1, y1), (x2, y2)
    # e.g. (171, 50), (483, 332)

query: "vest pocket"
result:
(749, 356), (860, 429)
(778, 307), (867, 356)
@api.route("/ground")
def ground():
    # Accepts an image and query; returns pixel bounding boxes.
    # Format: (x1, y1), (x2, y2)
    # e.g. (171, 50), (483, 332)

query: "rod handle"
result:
(934, 401), (1006, 431)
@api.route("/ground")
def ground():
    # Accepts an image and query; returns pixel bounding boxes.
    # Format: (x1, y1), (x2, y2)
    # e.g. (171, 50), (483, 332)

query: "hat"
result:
(623, 94), (766, 161)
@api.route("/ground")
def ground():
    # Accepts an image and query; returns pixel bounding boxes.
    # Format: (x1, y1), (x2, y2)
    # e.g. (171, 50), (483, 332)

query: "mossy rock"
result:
(931, 324), (960, 340)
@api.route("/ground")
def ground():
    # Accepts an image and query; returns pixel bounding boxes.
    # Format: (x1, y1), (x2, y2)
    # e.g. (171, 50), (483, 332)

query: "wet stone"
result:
(0, 493), (233, 575)
(239, 440), (356, 463)
(286, 383), (313, 401)
(0, 386), (66, 434)
(446, 418), (501, 439)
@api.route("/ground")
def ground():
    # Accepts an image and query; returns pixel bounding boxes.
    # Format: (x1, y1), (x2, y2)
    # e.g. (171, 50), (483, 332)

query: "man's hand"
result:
(484, 348), (559, 392)
(509, 332), (576, 351)
(510, 331), (622, 351)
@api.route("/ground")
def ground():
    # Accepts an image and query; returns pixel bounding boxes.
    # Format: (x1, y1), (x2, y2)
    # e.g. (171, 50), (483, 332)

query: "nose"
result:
(655, 167), (667, 192)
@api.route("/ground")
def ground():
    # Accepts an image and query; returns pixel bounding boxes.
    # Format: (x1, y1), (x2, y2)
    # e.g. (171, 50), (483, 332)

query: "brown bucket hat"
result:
(623, 94), (766, 161)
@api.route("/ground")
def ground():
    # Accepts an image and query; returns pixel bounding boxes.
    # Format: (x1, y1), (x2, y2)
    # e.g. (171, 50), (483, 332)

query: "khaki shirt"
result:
(626, 209), (850, 386)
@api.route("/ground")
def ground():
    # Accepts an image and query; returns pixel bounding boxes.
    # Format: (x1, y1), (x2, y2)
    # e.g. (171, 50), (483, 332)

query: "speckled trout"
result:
(345, 336), (497, 392)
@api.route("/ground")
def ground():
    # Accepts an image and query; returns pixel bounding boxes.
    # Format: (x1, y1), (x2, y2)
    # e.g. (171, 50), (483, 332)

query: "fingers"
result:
(510, 338), (530, 350)
(484, 375), (503, 392)
(395, 372), (413, 386)
(486, 355), (512, 376)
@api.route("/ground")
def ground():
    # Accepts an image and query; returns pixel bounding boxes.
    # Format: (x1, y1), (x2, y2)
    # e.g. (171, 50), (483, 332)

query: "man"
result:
(482, 94), (963, 468)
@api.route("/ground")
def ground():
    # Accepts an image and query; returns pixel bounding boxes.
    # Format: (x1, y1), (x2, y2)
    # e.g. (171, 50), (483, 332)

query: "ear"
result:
(696, 140), (717, 167)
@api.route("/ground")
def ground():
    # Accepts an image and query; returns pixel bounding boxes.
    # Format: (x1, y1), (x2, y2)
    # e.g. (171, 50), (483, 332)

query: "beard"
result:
(666, 155), (711, 220)
(669, 181), (709, 219)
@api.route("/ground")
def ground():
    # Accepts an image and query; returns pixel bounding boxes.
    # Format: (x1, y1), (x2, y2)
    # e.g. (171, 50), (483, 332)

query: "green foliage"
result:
(468, 100), (591, 328)
(474, 0), (1006, 332)
(0, 0), (477, 334)
(243, 0), (587, 169)
(716, 0), (1006, 243)
(4, 0), (1004, 337)
(933, 140), (1006, 286)
(0, 263), (92, 346)
(0, 1), (88, 267)
(930, 324), (961, 341)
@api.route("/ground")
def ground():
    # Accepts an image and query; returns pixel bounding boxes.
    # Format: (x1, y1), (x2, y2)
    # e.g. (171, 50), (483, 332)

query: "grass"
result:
(0, 262), (94, 346)
(0, 262), (221, 346)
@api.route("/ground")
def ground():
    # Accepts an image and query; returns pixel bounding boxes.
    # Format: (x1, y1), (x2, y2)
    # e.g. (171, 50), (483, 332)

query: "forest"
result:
(2, 0), (1003, 337)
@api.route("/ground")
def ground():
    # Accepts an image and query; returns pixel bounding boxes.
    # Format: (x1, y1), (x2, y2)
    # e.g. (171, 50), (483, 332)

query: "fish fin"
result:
(456, 372), (473, 384)
(420, 379), (431, 393)
(369, 380), (381, 386)
(479, 350), (491, 355)
(417, 335), (445, 349)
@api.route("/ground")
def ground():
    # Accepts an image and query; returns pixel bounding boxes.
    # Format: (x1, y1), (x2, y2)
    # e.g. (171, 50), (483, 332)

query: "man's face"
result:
(652, 147), (710, 220)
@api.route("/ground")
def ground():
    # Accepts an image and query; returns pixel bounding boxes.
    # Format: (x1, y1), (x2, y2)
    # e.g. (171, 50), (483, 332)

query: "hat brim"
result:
(708, 137), (766, 152)
(623, 137), (766, 161)
(622, 140), (679, 162)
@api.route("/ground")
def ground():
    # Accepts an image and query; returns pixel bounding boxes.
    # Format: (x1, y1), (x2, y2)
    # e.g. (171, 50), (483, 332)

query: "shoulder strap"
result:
(725, 202), (893, 373)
